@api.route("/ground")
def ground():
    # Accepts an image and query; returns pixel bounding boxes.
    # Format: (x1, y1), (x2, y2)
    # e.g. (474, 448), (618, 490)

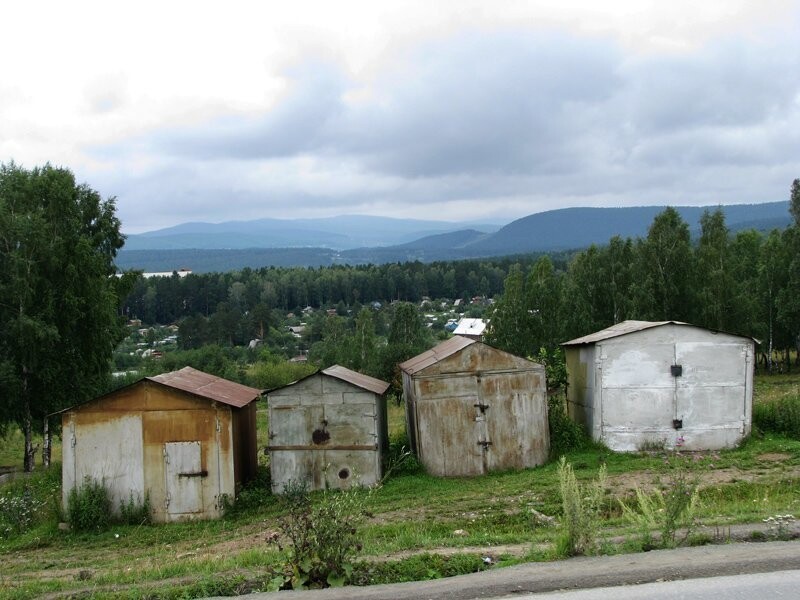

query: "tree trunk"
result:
(43, 416), (51, 468)
(23, 403), (35, 473)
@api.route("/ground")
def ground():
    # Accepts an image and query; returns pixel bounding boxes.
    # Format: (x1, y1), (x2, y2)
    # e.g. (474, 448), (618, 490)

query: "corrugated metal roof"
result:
(149, 366), (262, 408)
(399, 335), (476, 375)
(321, 365), (390, 395)
(561, 320), (690, 346)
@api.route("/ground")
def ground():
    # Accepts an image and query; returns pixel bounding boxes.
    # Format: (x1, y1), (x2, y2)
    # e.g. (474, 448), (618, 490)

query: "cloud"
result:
(83, 21), (800, 232)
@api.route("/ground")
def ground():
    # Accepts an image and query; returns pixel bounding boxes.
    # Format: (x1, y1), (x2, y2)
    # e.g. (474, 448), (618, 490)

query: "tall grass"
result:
(754, 394), (800, 438)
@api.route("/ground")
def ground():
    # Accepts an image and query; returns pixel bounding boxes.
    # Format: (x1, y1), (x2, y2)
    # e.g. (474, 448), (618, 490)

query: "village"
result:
(4, 302), (798, 597)
(3, 4), (800, 597)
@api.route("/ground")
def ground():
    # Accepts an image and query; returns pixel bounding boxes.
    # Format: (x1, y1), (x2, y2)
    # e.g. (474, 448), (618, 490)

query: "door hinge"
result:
(163, 446), (170, 464)
(473, 402), (490, 413)
(164, 491), (171, 508)
(477, 440), (492, 450)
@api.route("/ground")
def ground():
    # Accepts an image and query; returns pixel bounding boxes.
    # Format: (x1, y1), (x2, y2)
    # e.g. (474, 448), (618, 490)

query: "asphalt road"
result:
(495, 569), (800, 599)
(210, 540), (800, 600)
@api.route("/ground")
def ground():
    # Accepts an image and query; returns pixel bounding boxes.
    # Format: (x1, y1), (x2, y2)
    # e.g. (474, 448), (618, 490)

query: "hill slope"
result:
(116, 202), (791, 272)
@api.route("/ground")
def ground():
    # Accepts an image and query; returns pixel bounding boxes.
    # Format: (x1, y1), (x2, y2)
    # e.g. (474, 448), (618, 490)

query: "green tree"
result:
(633, 207), (694, 321)
(485, 266), (532, 357)
(694, 208), (734, 331)
(790, 178), (800, 227)
(0, 163), (127, 471)
(526, 256), (563, 352)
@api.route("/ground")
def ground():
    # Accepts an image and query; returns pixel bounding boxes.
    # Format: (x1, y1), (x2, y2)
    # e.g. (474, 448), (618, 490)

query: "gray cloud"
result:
(89, 25), (800, 232)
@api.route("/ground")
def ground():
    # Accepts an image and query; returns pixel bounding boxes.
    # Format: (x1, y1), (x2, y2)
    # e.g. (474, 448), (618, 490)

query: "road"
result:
(496, 569), (800, 599)
(210, 540), (800, 600)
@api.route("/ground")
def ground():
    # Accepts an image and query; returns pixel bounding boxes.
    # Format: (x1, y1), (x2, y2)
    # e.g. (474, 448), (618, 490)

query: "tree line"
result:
(486, 184), (800, 372)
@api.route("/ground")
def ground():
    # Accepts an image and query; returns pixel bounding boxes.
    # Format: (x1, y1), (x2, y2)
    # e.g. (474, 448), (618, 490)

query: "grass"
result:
(2, 372), (799, 598)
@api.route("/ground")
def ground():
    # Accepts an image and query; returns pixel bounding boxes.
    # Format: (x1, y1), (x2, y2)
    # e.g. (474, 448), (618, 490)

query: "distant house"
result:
(453, 318), (487, 341)
(562, 320), (756, 452)
(287, 325), (306, 337)
(267, 366), (390, 492)
(59, 367), (261, 522)
(400, 337), (549, 477)
(141, 268), (192, 279)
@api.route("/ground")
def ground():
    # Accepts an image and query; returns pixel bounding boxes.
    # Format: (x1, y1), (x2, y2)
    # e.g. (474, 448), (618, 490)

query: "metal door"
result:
(164, 441), (203, 515)
(674, 342), (748, 432)
(416, 395), (483, 476)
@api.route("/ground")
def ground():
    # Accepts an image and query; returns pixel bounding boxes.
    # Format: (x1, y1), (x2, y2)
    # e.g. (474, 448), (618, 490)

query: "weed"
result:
(352, 553), (490, 585)
(225, 465), (273, 516)
(276, 480), (370, 589)
(0, 467), (60, 539)
(67, 477), (112, 532)
(385, 431), (422, 478)
(762, 513), (796, 540)
(555, 457), (607, 557)
(119, 491), (152, 526)
(754, 394), (800, 438)
(620, 452), (701, 549)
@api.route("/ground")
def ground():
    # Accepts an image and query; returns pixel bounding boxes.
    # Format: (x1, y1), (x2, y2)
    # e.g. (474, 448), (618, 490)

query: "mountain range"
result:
(117, 202), (792, 273)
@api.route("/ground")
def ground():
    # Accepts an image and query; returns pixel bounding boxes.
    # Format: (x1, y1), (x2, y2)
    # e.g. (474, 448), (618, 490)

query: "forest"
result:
(121, 191), (800, 382)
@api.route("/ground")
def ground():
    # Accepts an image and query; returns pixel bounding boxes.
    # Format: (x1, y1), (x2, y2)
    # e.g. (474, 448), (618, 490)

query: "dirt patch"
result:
(757, 452), (792, 462)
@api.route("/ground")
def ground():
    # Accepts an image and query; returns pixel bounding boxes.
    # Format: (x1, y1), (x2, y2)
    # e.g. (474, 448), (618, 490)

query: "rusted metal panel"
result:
(61, 412), (145, 517)
(61, 369), (256, 523)
(164, 441), (204, 515)
(404, 342), (549, 477)
(564, 321), (754, 452)
(267, 366), (388, 493)
(399, 336), (476, 375)
(415, 394), (483, 476)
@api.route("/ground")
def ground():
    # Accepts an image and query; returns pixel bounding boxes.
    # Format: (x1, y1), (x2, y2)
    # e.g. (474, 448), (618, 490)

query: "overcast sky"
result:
(2, 1), (799, 233)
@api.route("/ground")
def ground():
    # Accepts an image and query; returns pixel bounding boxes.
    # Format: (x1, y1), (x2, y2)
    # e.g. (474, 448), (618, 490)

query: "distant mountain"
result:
(464, 202), (791, 255)
(116, 202), (792, 272)
(124, 215), (501, 251)
(395, 229), (488, 250)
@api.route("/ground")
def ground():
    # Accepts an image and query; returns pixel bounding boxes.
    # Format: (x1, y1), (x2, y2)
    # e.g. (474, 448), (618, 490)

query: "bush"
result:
(555, 457), (606, 557)
(548, 395), (588, 457)
(67, 477), (112, 532)
(754, 395), (800, 438)
(277, 480), (369, 589)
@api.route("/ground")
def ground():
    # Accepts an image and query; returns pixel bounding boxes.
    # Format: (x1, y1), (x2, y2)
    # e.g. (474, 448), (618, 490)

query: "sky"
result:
(2, 1), (799, 234)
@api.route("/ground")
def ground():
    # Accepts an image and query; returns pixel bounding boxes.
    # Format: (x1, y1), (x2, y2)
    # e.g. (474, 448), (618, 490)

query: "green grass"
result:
(2, 372), (800, 598)
(0, 428), (62, 471)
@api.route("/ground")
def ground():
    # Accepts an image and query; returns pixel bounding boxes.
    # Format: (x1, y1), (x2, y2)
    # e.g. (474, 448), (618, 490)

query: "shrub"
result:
(548, 395), (588, 457)
(555, 457), (606, 557)
(67, 477), (112, 532)
(277, 480), (369, 589)
(754, 395), (800, 438)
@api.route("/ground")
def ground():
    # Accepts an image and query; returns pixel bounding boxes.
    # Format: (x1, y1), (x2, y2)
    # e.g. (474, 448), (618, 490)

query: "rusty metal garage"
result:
(267, 365), (390, 493)
(400, 337), (549, 477)
(562, 320), (756, 452)
(59, 366), (261, 522)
